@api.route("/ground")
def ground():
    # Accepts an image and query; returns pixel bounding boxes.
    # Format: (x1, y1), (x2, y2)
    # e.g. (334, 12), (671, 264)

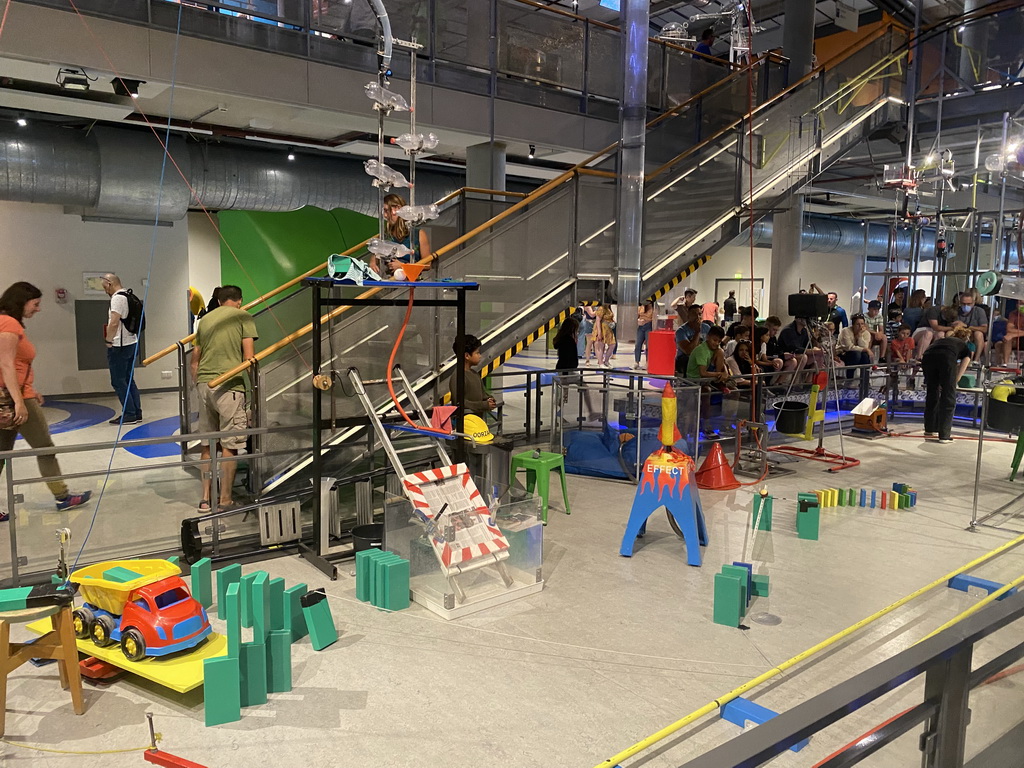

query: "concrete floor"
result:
(2, 350), (1024, 766)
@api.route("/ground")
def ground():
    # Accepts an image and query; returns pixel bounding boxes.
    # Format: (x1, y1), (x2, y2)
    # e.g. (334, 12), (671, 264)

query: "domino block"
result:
(355, 550), (374, 603)
(224, 583), (241, 659)
(909, 491), (917, 506)
(871, 490), (877, 508)
(901, 493), (911, 509)
(239, 640), (268, 707)
(859, 489), (866, 507)
(166, 556), (179, 566)
(104, 566), (141, 583)
(751, 574), (770, 597)
(251, 572), (271, 640)
(382, 558), (411, 612)
(216, 563), (242, 617)
(848, 489), (855, 506)
(881, 491), (888, 509)
(203, 656), (241, 726)
(836, 488), (845, 507)
(0, 587), (32, 612)
(722, 564), (751, 611)
(752, 494), (773, 531)
(283, 583), (308, 643)
(300, 589), (338, 651)
(713, 572), (745, 628)
(240, 573), (257, 629)
(721, 698), (809, 751)
(266, 629), (292, 693)
(373, 554), (402, 609)
(268, 578), (285, 631)
(190, 557), (213, 610)
(796, 494), (820, 541)
(892, 481), (901, 492)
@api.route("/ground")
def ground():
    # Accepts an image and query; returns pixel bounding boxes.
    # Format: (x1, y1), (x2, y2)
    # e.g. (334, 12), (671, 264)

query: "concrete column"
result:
(958, 0), (985, 86)
(465, 142), (507, 230)
(613, 0), (649, 343)
(782, 0), (815, 77)
(769, 197), (805, 317)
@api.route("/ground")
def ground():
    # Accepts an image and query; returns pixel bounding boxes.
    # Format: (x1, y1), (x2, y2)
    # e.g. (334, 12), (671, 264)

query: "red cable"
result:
(385, 288), (447, 436)
(0, 0), (12, 43)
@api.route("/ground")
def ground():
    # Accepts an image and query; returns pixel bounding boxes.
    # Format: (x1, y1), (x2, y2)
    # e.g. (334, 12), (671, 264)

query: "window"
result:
(132, 599), (150, 612)
(153, 587), (190, 609)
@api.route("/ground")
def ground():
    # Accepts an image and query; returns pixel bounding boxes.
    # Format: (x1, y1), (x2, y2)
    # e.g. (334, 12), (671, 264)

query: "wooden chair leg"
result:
(52, 614), (68, 690)
(0, 620), (10, 736)
(54, 609), (84, 715)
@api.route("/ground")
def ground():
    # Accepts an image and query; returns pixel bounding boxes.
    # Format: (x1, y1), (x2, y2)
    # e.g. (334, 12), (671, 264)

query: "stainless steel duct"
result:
(0, 124), (461, 221)
(751, 217), (936, 259)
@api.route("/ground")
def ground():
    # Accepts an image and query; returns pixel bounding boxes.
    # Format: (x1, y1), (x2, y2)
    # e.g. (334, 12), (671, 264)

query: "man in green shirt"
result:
(189, 285), (258, 512)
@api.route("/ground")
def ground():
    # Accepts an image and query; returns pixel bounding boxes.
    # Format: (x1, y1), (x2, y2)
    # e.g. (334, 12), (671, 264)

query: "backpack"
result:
(117, 289), (146, 336)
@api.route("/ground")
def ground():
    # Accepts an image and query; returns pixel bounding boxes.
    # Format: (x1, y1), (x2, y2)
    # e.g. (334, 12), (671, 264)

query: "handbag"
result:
(0, 386), (16, 430)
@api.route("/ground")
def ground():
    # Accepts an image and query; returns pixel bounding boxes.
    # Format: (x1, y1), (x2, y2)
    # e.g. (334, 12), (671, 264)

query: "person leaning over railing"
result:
(0, 282), (92, 518)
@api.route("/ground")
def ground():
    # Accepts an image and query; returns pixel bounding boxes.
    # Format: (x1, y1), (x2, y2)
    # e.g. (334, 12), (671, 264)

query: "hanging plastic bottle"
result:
(364, 159), (411, 189)
(367, 238), (414, 261)
(396, 203), (440, 224)
(364, 82), (410, 112)
(391, 132), (439, 153)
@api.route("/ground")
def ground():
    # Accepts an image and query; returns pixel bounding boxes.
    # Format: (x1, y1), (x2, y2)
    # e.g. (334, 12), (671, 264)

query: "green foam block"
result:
(268, 578), (285, 631)
(373, 554), (403, 609)
(752, 495), (773, 531)
(719, 565), (749, 616)
(239, 640), (268, 707)
(751, 574), (770, 597)
(203, 655), (241, 726)
(383, 558), (410, 612)
(251, 572), (271, 640)
(0, 587), (32, 612)
(216, 563), (241, 617)
(240, 572), (258, 629)
(190, 557), (213, 610)
(103, 566), (141, 583)
(225, 583), (241, 659)
(713, 573), (744, 628)
(266, 629), (292, 693)
(283, 583), (308, 643)
(300, 589), (338, 651)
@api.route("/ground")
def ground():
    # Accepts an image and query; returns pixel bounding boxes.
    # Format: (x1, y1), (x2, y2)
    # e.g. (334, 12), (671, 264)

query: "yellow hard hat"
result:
(991, 382), (1014, 402)
(463, 414), (494, 444)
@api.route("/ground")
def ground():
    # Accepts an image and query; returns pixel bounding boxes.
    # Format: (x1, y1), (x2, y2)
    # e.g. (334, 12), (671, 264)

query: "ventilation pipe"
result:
(0, 124), (460, 221)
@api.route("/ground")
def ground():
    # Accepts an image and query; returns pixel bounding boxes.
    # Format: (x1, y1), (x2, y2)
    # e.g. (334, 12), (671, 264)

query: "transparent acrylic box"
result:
(384, 484), (544, 620)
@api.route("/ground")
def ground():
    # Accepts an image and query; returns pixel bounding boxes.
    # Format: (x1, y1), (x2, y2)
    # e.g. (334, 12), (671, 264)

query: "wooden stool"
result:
(0, 604), (85, 735)
(510, 451), (572, 525)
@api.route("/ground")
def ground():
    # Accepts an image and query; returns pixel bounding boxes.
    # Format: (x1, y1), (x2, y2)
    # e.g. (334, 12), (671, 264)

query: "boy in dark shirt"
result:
(448, 334), (496, 417)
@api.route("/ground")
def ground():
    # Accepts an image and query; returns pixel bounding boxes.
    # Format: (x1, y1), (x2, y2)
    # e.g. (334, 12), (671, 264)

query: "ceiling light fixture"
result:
(528, 144), (536, 159)
(287, 152), (296, 161)
(111, 77), (145, 98)
(16, 117), (27, 127)
(56, 67), (92, 92)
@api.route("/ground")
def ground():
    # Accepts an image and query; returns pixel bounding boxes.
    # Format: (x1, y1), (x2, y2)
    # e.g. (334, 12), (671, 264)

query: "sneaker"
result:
(55, 491), (92, 511)
(124, 416), (143, 424)
(0, 512), (8, 523)
(938, 438), (954, 444)
(924, 431), (937, 437)
(108, 416), (124, 425)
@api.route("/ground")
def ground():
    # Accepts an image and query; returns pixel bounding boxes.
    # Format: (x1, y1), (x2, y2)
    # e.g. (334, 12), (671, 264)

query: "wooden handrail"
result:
(643, 22), (898, 182)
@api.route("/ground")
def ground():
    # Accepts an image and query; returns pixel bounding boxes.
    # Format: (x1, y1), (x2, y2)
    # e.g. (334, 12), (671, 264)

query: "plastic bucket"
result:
(352, 523), (384, 552)
(773, 400), (809, 434)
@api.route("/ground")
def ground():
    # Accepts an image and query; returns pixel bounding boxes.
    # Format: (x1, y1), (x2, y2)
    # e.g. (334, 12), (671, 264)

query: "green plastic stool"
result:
(1010, 431), (1024, 480)
(510, 451), (571, 524)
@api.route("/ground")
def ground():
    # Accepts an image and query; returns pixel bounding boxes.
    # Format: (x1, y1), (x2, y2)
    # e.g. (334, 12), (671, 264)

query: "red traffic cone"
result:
(695, 442), (740, 490)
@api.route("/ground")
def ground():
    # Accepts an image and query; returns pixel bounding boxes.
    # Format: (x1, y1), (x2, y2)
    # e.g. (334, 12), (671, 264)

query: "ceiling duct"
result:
(0, 123), (462, 221)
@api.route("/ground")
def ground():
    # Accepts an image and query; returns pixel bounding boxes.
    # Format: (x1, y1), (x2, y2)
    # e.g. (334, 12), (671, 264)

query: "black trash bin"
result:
(352, 523), (384, 552)
(773, 400), (809, 435)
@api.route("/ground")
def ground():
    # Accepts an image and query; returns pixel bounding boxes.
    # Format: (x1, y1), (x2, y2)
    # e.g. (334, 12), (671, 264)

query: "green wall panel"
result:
(217, 207), (377, 309)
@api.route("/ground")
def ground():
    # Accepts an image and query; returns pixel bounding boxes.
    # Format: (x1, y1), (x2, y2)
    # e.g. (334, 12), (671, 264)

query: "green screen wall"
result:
(217, 206), (378, 309)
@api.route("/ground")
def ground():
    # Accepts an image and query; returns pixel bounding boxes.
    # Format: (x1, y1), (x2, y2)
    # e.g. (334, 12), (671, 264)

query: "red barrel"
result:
(647, 329), (676, 375)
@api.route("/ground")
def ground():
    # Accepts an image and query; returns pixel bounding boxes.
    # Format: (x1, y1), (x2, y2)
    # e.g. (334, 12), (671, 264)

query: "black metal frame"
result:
(301, 277), (477, 579)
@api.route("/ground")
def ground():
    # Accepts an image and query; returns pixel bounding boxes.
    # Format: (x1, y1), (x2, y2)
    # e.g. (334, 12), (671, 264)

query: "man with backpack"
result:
(102, 273), (144, 424)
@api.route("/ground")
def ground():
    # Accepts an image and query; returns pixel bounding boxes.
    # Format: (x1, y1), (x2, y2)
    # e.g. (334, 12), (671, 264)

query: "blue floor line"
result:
(16, 400), (116, 440)
(121, 416), (182, 458)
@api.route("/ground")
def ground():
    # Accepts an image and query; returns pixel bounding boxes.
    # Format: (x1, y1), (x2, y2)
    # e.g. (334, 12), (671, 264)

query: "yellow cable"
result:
(594, 531), (1024, 768)
(0, 738), (154, 755)
(919, 572), (1024, 643)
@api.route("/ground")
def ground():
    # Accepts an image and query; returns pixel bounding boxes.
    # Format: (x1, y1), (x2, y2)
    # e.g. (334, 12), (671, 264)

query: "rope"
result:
(0, 739), (154, 755)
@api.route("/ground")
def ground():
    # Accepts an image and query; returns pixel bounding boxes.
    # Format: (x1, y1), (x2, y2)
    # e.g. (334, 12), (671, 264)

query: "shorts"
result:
(197, 385), (248, 450)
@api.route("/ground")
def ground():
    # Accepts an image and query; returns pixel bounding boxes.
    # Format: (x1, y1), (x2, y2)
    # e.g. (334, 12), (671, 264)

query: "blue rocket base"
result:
(620, 458), (709, 566)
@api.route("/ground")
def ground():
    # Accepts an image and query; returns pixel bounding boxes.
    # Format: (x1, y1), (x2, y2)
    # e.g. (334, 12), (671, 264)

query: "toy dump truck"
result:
(70, 559), (211, 662)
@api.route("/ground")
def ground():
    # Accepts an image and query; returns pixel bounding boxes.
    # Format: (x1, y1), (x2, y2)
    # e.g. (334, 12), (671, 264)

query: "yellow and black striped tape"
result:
(440, 301), (597, 403)
(648, 253), (714, 302)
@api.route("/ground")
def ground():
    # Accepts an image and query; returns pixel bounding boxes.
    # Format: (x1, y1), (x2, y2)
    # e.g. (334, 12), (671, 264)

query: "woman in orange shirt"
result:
(0, 282), (92, 518)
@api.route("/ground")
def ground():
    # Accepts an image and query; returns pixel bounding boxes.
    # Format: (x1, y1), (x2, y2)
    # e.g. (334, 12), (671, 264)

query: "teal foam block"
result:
(355, 550), (374, 602)
(752, 494), (773, 531)
(216, 563), (242, 617)
(384, 558), (410, 611)
(191, 557), (213, 610)
(719, 565), (749, 615)
(283, 583), (308, 643)
(103, 566), (141, 583)
(166, 556), (179, 566)
(266, 629), (292, 693)
(713, 573), (744, 628)
(225, 583), (241, 659)
(373, 553), (403, 609)
(240, 572), (258, 629)
(300, 589), (338, 651)
(751, 574), (770, 597)
(50, 575), (63, 585)
(251, 572), (271, 640)
(203, 655), (241, 726)
(0, 587), (32, 612)
(268, 578), (285, 631)
(239, 640), (268, 707)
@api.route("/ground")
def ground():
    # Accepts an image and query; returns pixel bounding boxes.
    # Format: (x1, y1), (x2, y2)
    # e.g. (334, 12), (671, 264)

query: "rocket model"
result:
(620, 384), (708, 565)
